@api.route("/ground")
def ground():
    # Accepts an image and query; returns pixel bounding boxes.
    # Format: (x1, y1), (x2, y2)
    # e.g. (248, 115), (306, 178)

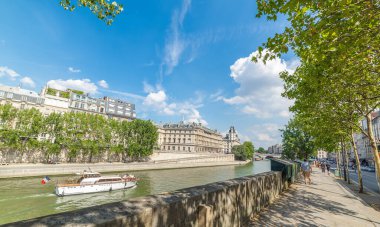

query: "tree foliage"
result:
(255, 0), (380, 190)
(59, 0), (124, 25)
(281, 118), (316, 160)
(0, 104), (158, 163)
(232, 141), (254, 161)
(257, 147), (266, 153)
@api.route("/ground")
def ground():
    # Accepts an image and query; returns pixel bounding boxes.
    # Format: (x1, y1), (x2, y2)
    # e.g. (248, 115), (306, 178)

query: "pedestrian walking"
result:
(321, 162), (326, 174)
(326, 163), (330, 175)
(301, 159), (312, 184)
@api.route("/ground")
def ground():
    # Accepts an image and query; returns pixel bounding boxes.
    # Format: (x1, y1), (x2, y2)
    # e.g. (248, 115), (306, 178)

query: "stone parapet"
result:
(6, 171), (282, 226)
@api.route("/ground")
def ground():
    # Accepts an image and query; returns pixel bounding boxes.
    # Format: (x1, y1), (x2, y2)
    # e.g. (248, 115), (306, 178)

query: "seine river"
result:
(0, 160), (270, 224)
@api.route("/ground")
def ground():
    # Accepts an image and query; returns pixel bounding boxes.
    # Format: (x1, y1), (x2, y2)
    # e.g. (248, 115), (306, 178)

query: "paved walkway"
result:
(250, 170), (380, 227)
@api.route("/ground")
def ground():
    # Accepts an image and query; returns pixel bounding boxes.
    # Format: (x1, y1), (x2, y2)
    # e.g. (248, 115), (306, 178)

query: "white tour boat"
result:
(55, 171), (137, 196)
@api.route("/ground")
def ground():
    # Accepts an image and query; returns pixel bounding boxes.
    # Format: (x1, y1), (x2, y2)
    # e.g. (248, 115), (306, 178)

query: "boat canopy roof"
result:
(82, 172), (101, 178)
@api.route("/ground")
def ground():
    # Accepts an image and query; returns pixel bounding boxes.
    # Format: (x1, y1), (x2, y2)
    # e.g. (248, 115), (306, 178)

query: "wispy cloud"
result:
(68, 67), (81, 73)
(20, 77), (35, 88)
(142, 82), (207, 125)
(0, 66), (20, 81)
(97, 80), (109, 89)
(104, 89), (145, 100)
(161, 0), (191, 76)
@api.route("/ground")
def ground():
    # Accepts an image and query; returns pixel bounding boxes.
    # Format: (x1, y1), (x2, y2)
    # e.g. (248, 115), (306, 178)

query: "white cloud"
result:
(20, 77), (35, 88)
(142, 83), (207, 125)
(222, 50), (295, 119)
(97, 80), (109, 89)
(162, 0), (191, 75)
(68, 67), (81, 73)
(248, 123), (283, 148)
(105, 89), (145, 100)
(47, 79), (98, 94)
(0, 66), (20, 81)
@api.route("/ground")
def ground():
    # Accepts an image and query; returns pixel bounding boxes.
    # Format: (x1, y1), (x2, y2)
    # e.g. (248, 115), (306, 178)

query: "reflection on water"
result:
(0, 160), (270, 224)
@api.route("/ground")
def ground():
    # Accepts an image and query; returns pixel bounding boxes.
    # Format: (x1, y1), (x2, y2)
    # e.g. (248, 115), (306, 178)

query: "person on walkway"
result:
(301, 159), (312, 184)
(321, 162), (326, 174)
(326, 163), (331, 175)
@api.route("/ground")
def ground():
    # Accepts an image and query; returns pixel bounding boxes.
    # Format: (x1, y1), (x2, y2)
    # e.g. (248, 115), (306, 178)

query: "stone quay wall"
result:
(0, 154), (237, 178)
(7, 171), (283, 227)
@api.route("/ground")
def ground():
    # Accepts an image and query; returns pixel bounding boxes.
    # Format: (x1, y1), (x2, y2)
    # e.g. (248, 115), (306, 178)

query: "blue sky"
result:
(0, 0), (297, 148)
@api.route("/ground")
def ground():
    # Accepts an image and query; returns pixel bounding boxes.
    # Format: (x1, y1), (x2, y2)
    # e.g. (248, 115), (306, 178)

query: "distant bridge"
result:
(255, 153), (281, 159)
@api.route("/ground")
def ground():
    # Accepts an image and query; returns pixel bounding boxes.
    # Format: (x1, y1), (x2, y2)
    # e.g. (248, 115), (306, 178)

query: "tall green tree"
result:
(232, 141), (255, 161)
(255, 0), (380, 191)
(257, 147), (266, 153)
(127, 119), (158, 161)
(41, 112), (64, 163)
(281, 118), (316, 160)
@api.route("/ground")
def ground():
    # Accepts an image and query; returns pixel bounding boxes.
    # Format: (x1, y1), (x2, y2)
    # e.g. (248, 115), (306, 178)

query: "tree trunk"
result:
(344, 142), (350, 184)
(351, 130), (363, 193)
(342, 142), (347, 181)
(336, 148), (341, 178)
(365, 113), (380, 192)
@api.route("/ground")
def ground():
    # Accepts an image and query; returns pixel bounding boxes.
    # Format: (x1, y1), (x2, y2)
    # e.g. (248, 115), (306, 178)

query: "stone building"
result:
(356, 111), (380, 167)
(0, 85), (136, 121)
(317, 150), (328, 159)
(40, 86), (70, 115)
(157, 122), (224, 153)
(0, 85), (45, 112)
(69, 90), (106, 115)
(103, 96), (136, 120)
(268, 144), (283, 154)
(223, 126), (241, 153)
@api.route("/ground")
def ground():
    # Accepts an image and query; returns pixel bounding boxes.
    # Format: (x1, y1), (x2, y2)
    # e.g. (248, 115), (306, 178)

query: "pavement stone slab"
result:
(250, 170), (380, 227)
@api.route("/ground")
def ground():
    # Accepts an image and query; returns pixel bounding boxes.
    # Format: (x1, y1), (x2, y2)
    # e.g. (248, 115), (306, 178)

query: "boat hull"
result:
(55, 181), (137, 196)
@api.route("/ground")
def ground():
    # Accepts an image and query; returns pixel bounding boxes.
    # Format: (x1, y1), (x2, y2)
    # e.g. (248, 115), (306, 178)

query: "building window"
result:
(168, 146), (170, 150)
(20, 104), (25, 109)
(172, 146), (175, 150)
(173, 138), (176, 143)
(188, 147), (191, 151)
(183, 147), (185, 151)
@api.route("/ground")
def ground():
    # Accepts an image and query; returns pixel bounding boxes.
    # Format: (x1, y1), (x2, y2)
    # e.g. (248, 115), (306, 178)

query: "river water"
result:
(0, 160), (270, 224)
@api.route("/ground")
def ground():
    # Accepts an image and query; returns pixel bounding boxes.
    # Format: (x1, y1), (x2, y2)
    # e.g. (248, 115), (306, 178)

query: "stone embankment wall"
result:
(0, 154), (237, 178)
(7, 171), (282, 227)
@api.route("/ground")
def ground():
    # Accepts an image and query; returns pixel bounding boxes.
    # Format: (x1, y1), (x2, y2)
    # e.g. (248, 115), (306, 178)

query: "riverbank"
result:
(0, 160), (249, 178)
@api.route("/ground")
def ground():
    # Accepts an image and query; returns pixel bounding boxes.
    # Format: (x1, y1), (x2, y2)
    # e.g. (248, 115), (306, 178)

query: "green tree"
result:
(255, 0), (380, 191)
(243, 141), (254, 160)
(281, 118), (316, 160)
(232, 145), (247, 161)
(0, 104), (19, 160)
(41, 112), (64, 163)
(257, 147), (266, 153)
(127, 119), (158, 161)
(14, 108), (44, 159)
(59, 0), (124, 25)
(232, 141), (254, 161)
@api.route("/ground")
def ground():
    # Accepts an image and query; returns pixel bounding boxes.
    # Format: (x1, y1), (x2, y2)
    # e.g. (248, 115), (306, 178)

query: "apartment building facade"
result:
(0, 85), (136, 120)
(223, 126), (241, 153)
(268, 144), (283, 154)
(0, 85), (45, 112)
(157, 122), (224, 153)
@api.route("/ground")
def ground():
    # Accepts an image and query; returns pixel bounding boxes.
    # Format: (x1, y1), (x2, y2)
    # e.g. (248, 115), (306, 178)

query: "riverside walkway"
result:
(250, 170), (380, 226)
